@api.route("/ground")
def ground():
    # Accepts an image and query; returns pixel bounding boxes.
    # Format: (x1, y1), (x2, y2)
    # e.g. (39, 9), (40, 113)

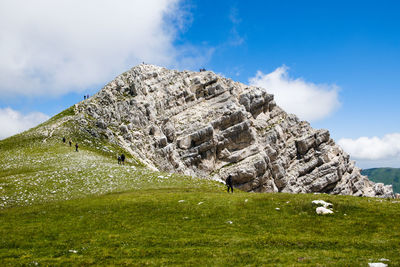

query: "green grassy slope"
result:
(1, 189), (400, 266)
(0, 106), (215, 209)
(1, 107), (400, 265)
(362, 168), (400, 193)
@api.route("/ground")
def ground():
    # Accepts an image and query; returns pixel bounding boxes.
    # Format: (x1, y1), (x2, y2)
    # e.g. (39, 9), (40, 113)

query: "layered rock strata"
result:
(74, 64), (393, 197)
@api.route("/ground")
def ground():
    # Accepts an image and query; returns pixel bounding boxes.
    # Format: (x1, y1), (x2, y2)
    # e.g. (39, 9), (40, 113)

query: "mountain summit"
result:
(72, 64), (392, 197)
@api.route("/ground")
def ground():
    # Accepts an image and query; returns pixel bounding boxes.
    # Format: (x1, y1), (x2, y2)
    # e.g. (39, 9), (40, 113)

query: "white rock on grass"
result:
(312, 200), (332, 208)
(316, 206), (334, 215)
(368, 263), (388, 267)
(198, 202), (204, 205)
(178, 200), (185, 203)
(275, 207), (280, 211)
(226, 220), (233, 224)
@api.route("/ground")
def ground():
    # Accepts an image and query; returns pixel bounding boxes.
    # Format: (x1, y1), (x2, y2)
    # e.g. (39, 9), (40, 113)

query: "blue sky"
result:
(0, 0), (399, 168)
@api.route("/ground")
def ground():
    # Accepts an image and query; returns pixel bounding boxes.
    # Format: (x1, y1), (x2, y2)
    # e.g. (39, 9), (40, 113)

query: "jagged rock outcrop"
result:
(74, 64), (393, 197)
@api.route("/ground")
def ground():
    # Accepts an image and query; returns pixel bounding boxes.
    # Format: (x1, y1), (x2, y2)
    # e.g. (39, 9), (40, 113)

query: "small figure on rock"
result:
(226, 175), (233, 193)
(84, 95), (86, 100)
(120, 154), (125, 165)
(62, 137), (66, 143)
(118, 155), (121, 165)
(75, 143), (79, 152)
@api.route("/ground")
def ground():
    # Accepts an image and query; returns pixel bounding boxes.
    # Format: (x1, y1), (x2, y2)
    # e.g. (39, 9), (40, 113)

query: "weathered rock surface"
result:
(74, 64), (393, 198)
(316, 206), (334, 215)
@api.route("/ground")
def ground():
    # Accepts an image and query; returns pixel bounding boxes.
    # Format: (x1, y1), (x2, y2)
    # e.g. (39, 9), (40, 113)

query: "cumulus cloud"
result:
(0, 108), (49, 140)
(338, 133), (400, 160)
(249, 66), (340, 121)
(0, 0), (208, 97)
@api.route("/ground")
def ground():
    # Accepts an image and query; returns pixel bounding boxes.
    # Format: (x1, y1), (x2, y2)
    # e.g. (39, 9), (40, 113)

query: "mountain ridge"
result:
(68, 63), (392, 197)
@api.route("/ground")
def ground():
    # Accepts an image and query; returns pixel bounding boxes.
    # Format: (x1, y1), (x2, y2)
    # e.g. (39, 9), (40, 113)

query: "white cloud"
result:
(0, 0), (208, 97)
(249, 66), (340, 121)
(338, 133), (400, 160)
(0, 108), (49, 140)
(227, 6), (244, 46)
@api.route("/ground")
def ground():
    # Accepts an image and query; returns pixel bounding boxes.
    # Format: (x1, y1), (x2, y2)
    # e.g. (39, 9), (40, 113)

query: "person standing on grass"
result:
(75, 143), (79, 152)
(62, 137), (66, 143)
(69, 140), (72, 147)
(120, 154), (125, 165)
(226, 175), (233, 193)
(118, 155), (121, 164)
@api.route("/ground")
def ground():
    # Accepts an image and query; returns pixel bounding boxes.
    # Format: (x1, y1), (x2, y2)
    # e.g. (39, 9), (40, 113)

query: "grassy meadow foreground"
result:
(2, 189), (400, 266)
(1, 109), (400, 266)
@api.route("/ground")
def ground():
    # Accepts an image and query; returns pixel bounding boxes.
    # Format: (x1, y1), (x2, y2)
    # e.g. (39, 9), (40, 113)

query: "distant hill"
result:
(362, 168), (400, 193)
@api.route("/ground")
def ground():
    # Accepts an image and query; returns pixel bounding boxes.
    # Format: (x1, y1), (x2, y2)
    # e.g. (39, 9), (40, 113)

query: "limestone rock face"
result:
(74, 64), (393, 198)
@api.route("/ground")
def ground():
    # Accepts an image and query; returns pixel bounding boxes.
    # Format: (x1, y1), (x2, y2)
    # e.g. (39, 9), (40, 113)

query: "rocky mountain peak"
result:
(74, 64), (393, 197)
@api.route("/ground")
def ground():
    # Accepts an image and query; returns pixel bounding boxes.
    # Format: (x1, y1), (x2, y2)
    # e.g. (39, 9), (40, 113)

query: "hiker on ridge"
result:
(75, 143), (79, 152)
(226, 175), (233, 193)
(62, 137), (66, 143)
(69, 140), (72, 147)
(120, 154), (125, 165)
